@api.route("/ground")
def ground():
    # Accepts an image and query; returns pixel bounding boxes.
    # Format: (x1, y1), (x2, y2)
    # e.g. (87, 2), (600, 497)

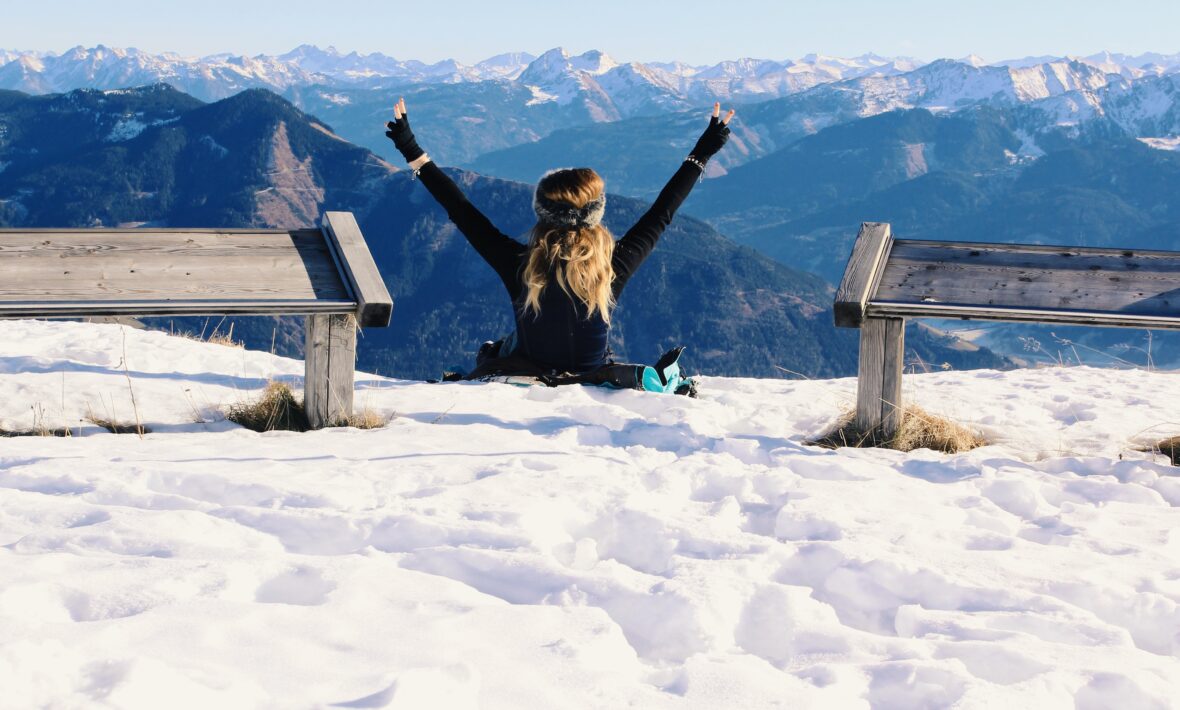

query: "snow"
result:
(1013, 129), (1047, 159)
(2, 318), (1180, 708)
(525, 84), (559, 106)
(104, 117), (148, 142)
(1138, 136), (1180, 151)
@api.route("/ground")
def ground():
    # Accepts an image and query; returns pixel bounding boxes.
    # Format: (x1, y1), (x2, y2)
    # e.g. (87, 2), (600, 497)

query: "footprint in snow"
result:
(255, 566), (335, 606)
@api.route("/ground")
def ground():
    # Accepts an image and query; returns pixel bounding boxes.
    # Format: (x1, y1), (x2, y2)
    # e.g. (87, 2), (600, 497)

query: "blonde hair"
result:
(521, 168), (616, 323)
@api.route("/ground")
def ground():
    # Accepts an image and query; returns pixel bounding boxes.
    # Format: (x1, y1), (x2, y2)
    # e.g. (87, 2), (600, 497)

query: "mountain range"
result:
(3, 44), (1178, 200)
(0, 84), (1008, 379)
(467, 60), (1180, 198)
(5, 44), (1179, 371)
(4, 45), (1178, 102)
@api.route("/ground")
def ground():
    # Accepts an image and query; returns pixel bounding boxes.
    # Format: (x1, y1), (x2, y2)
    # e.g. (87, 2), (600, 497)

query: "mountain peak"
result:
(569, 49), (617, 75)
(535, 47), (569, 62)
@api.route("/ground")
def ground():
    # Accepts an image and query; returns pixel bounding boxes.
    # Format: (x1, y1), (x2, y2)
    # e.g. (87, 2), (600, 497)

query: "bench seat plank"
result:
(0, 299), (358, 318)
(870, 240), (1180, 328)
(0, 228), (353, 312)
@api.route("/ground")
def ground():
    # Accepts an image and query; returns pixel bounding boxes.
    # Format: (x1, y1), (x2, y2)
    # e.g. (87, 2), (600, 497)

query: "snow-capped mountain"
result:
(466, 54), (1180, 204)
(473, 52), (538, 81)
(847, 58), (1121, 115)
(278, 45), (539, 85)
(1002, 51), (1180, 78)
(4, 44), (1174, 122)
(1016, 71), (1180, 141)
(0, 45), (317, 100)
(514, 49), (927, 116)
(6, 45), (1180, 178)
(0, 45), (929, 108)
(516, 48), (624, 119)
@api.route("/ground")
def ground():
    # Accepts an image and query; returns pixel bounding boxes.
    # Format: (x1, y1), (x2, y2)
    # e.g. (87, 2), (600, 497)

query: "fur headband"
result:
(533, 170), (606, 229)
(533, 193), (606, 229)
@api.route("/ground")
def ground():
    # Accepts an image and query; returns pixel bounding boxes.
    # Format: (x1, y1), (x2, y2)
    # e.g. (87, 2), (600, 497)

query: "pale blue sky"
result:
(2, 0), (1176, 65)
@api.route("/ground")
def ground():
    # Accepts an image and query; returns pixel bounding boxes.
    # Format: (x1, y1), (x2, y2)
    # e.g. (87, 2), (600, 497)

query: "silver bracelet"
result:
(408, 153), (432, 177)
(684, 156), (706, 171)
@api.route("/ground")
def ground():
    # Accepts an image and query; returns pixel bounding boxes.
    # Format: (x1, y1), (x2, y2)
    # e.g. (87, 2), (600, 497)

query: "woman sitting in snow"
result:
(385, 97), (734, 394)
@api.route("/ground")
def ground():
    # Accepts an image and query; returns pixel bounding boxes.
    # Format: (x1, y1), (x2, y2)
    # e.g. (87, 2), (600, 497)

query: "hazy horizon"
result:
(3, 43), (1179, 69)
(2, 0), (1177, 67)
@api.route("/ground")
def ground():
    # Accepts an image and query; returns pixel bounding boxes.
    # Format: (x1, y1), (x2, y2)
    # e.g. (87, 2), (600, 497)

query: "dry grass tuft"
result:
(810, 405), (987, 454)
(84, 415), (151, 435)
(1, 426), (73, 438)
(2, 403), (75, 437)
(225, 384), (392, 433)
(1146, 436), (1180, 466)
(226, 382), (309, 432)
(170, 318), (244, 349)
(336, 408), (392, 430)
(204, 330), (244, 349)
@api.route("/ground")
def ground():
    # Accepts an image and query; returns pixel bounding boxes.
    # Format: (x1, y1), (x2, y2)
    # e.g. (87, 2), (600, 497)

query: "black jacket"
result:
(416, 161), (701, 372)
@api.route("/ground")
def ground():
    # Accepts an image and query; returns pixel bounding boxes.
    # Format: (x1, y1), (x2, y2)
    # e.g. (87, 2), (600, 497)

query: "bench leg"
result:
(855, 317), (905, 441)
(304, 314), (357, 429)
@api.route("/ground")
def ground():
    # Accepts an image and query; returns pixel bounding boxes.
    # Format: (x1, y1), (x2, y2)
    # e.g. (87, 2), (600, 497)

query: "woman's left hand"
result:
(689, 102), (734, 161)
(385, 97), (425, 162)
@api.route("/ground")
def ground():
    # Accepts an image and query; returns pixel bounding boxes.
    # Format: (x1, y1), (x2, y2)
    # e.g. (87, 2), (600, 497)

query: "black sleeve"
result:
(416, 162), (526, 287)
(612, 161), (700, 293)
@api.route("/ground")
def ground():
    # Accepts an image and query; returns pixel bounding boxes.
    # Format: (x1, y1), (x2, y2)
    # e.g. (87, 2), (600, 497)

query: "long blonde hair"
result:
(521, 168), (615, 323)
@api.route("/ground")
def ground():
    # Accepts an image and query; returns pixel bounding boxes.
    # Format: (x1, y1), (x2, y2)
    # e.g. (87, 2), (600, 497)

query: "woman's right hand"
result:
(385, 97), (426, 163)
(688, 102), (735, 161)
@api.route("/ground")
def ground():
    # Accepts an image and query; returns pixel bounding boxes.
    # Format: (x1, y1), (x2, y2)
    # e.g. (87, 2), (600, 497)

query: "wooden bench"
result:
(834, 222), (1180, 438)
(0, 211), (392, 429)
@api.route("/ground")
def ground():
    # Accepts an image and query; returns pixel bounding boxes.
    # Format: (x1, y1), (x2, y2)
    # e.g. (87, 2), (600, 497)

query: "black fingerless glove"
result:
(385, 114), (425, 163)
(688, 116), (731, 162)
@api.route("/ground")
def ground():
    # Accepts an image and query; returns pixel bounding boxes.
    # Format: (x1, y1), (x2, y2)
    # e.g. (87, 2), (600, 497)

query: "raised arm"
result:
(612, 103), (734, 291)
(386, 98), (525, 282)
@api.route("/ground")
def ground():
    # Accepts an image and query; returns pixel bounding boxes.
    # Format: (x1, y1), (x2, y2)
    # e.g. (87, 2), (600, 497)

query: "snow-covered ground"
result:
(2, 319), (1179, 709)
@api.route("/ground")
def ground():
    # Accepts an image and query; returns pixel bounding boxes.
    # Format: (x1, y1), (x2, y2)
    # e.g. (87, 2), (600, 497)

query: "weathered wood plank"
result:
(856, 318), (886, 434)
(897, 238), (1180, 261)
(878, 265), (1180, 297)
(0, 229), (326, 254)
(0, 228), (297, 235)
(321, 212), (393, 328)
(876, 273), (1177, 311)
(0, 299), (356, 319)
(864, 302), (1180, 330)
(0, 281), (345, 300)
(304, 313), (357, 429)
(870, 239), (1180, 323)
(0, 228), (354, 305)
(879, 318), (905, 438)
(855, 317), (906, 439)
(887, 242), (1180, 272)
(0, 267), (347, 298)
(834, 223), (893, 328)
